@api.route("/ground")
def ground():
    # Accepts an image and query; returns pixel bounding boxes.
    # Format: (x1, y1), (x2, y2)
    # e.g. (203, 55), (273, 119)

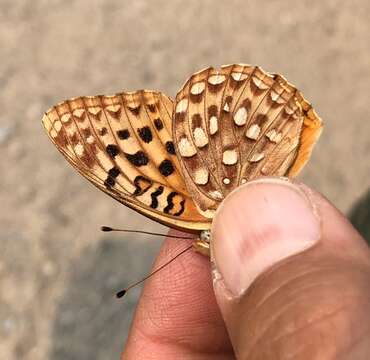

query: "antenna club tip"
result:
(116, 289), (127, 299)
(101, 226), (113, 232)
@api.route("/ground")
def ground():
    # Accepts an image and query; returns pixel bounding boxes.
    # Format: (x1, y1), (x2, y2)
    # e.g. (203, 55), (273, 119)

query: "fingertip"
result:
(209, 178), (370, 359)
(211, 177), (321, 296)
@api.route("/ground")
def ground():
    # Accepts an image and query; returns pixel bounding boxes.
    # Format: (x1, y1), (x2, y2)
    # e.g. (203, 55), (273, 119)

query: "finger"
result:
(122, 231), (233, 359)
(211, 177), (370, 359)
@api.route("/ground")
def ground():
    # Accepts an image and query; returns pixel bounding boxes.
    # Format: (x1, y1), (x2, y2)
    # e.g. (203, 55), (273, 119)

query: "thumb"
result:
(211, 177), (370, 360)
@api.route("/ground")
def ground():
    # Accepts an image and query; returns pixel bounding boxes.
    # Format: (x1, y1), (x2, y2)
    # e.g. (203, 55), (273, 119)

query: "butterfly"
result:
(42, 64), (322, 256)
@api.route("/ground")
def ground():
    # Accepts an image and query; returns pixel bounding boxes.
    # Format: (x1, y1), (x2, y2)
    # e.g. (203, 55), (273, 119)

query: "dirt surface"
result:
(1, 1), (369, 359)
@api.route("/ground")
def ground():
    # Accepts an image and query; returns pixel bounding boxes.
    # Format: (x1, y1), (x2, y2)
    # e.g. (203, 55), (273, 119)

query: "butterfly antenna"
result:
(115, 244), (194, 298)
(100, 226), (194, 240)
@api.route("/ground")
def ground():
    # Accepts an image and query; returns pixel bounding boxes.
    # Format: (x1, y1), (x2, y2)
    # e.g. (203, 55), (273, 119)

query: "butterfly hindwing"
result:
(173, 64), (322, 217)
(42, 90), (210, 231)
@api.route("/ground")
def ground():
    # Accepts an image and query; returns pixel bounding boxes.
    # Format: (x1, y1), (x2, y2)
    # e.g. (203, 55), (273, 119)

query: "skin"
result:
(122, 235), (232, 359)
(122, 182), (370, 359)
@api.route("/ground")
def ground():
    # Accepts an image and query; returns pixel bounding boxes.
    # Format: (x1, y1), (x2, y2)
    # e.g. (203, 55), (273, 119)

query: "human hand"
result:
(122, 178), (370, 359)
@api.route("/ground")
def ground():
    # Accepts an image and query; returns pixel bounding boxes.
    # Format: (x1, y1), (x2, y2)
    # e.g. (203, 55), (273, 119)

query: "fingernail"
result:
(211, 177), (321, 297)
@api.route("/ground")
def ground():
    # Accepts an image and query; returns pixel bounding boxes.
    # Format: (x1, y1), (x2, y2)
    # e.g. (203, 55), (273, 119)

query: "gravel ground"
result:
(0, 1), (369, 359)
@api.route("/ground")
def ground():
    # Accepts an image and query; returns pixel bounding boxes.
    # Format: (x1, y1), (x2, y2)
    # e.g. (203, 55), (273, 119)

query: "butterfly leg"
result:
(192, 230), (211, 257)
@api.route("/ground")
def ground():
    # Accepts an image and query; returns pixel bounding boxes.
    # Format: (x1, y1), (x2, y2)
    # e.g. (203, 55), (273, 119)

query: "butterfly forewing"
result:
(42, 90), (210, 231)
(173, 64), (322, 217)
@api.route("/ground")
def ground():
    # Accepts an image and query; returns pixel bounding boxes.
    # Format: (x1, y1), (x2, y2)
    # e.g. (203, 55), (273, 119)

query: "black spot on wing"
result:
(104, 167), (120, 188)
(174, 199), (185, 216)
(154, 118), (163, 130)
(164, 192), (177, 214)
(164, 192), (185, 216)
(165, 141), (175, 155)
(150, 186), (164, 209)
(147, 103), (156, 113)
(159, 159), (174, 176)
(104, 176), (115, 188)
(133, 175), (152, 195)
(99, 127), (107, 136)
(125, 151), (149, 166)
(106, 144), (119, 158)
(108, 166), (120, 178)
(117, 129), (130, 140)
(137, 126), (153, 143)
(128, 105), (141, 116)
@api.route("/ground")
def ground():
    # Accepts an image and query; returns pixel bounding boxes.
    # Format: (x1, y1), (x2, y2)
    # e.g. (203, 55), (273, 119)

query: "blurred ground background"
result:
(0, 0), (369, 359)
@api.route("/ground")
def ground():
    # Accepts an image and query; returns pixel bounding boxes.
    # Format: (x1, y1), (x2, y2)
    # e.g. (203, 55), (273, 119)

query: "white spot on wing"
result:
(270, 87), (286, 104)
(208, 190), (223, 200)
(231, 72), (248, 81)
(193, 127), (208, 148)
(194, 168), (209, 185)
(88, 107), (101, 116)
(265, 129), (282, 143)
(208, 74), (226, 85)
(252, 76), (269, 90)
(270, 90), (280, 102)
(249, 152), (265, 163)
(178, 137), (197, 157)
(106, 104), (121, 113)
(233, 107), (248, 126)
(86, 135), (95, 144)
(245, 124), (261, 140)
(209, 116), (218, 135)
(222, 149), (238, 165)
(74, 143), (84, 156)
(223, 102), (230, 112)
(261, 165), (270, 175)
(223, 178), (231, 185)
(61, 113), (72, 122)
(176, 98), (188, 113)
(54, 120), (62, 131)
(190, 81), (205, 95)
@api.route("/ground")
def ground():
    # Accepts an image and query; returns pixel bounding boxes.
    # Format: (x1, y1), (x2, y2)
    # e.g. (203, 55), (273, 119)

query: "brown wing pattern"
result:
(42, 90), (210, 231)
(173, 64), (322, 216)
